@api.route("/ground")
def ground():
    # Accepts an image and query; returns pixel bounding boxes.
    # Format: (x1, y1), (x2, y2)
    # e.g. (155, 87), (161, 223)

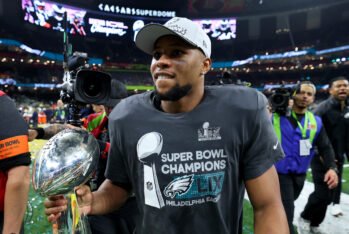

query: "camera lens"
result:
(75, 70), (111, 104)
(83, 76), (102, 98)
(269, 88), (291, 115)
(272, 94), (284, 105)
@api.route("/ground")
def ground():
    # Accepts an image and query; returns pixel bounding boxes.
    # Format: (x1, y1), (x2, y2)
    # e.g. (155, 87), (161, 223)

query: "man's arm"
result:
(3, 165), (30, 234)
(28, 124), (78, 141)
(314, 127), (339, 189)
(245, 166), (289, 234)
(87, 179), (129, 215)
(315, 127), (336, 170)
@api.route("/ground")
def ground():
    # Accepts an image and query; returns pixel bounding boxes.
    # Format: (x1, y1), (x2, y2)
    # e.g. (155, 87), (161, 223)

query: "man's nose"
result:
(156, 55), (171, 68)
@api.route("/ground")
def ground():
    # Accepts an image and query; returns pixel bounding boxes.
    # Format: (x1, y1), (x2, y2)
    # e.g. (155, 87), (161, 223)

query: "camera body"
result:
(60, 52), (126, 106)
(59, 52), (127, 126)
(74, 69), (111, 105)
(269, 87), (292, 116)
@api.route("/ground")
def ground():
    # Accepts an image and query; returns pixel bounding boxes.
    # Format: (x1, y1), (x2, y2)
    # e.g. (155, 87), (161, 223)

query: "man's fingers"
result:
(44, 195), (68, 223)
(48, 195), (65, 201)
(44, 195), (67, 208)
(324, 175), (329, 182)
(75, 185), (90, 196)
(66, 124), (81, 130)
(47, 213), (62, 223)
(326, 175), (338, 189)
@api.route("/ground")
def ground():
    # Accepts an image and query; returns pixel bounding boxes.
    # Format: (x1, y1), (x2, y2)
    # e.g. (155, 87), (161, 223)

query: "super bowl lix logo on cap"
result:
(165, 18), (188, 36)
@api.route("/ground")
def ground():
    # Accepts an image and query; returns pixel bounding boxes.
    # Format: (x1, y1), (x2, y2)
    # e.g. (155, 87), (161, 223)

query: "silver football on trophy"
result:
(32, 128), (100, 196)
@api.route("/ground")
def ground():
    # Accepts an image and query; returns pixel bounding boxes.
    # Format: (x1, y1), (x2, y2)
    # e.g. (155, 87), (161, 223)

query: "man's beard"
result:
(154, 84), (192, 101)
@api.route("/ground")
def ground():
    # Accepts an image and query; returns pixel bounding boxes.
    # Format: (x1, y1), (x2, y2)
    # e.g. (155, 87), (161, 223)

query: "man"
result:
(299, 76), (349, 232)
(271, 82), (338, 234)
(44, 17), (288, 234)
(0, 90), (31, 233)
(52, 99), (67, 123)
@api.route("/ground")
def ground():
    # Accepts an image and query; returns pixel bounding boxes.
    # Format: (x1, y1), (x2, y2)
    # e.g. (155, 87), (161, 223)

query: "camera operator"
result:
(271, 81), (338, 234)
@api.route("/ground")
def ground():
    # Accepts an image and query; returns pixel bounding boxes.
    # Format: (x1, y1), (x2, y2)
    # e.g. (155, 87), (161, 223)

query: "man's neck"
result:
(161, 86), (204, 113)
(292, 106), (307, 115)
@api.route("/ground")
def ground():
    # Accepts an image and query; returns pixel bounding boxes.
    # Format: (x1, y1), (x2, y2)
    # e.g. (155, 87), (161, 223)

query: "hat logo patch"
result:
(167, 24), (187, 36)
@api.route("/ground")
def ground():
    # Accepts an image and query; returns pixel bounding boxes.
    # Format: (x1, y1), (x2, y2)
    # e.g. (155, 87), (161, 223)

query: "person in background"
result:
(31, 107), (38, 128)
(298, 76), (349, 232)
(82, 104), (107, 141)
(44, 17), (288, 234)
(0, 90), (31, 233)
(44, 104), (54, 123)
(52, 99), (67, 123)
(38, 107), (47, 125)
(79, 104), (93, 119)
(271, 81), (338, 234)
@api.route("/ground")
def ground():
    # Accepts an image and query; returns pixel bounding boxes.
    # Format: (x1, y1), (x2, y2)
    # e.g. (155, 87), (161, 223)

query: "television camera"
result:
(269, 87), (293, 116)
(59, 12), (126, 126)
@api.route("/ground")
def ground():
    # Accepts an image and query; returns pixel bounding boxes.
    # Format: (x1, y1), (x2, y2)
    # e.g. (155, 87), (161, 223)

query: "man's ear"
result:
(201, 58), (212, 75)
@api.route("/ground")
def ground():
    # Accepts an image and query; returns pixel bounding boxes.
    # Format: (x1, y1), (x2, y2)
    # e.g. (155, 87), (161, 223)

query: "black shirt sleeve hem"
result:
(0, 153), (31, 171)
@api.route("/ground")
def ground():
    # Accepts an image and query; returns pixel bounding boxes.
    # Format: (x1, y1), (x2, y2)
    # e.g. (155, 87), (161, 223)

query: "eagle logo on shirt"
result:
(164, 175), (194, 198)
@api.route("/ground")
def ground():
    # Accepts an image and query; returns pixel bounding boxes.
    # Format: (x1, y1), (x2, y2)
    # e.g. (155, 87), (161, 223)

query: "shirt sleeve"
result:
(314, 127), (336, 169)
(0, 95), (31, 171)
(242, 92), (284, 180)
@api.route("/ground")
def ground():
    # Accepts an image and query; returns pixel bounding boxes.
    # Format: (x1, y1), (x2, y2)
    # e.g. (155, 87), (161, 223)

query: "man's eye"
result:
(153, 52), (161, 60)
(172, 50), (183, 57)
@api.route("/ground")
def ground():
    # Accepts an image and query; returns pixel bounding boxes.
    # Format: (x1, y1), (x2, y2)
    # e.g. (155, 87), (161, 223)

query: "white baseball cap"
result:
(135, 17), (211, 58)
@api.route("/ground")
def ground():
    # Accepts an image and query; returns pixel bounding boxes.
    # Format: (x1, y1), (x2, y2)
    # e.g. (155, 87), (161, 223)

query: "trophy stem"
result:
(71, 192), (92, 234)
(52, 194), (92, 234)
(77, 214), (92, 234)
(52, 195), (71, 234)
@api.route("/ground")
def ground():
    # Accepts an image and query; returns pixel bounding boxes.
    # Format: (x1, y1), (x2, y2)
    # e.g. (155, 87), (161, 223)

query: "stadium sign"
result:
(97, 3), (176, 18)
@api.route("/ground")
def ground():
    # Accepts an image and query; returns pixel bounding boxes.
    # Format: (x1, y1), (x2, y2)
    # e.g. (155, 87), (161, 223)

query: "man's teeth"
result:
(158, 75), (171, 80)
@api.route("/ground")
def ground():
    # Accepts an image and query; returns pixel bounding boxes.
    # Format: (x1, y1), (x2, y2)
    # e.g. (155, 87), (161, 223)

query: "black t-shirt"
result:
(106, 85), (284, 234)
(0, 92), (31, 171)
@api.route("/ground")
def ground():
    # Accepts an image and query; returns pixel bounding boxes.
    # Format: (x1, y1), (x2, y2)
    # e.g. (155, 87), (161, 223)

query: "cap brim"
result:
(135, 24), (197, 55)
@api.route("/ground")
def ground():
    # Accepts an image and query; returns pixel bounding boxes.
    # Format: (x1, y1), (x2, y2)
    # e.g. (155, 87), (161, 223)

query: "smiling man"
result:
(44, 17), (288, 234)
